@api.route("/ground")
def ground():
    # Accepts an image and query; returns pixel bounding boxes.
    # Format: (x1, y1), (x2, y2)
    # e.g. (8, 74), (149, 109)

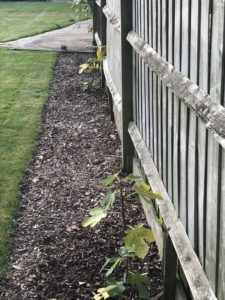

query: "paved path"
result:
(0, 20), (93, 52)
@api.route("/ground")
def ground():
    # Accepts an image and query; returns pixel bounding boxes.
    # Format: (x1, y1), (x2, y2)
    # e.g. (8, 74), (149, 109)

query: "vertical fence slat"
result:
(205, 0), (225, 292)
(197, 0), (209, 266)
(173, 0), (181, 214)
(167, 0), (174, 199)
(141, 0), (146, 143)
(136, 0), (139, 129)
(187, 0), (199, 249)
(138, 0), (142, 135)
(157, 0), (162, 177)
(218, 150), (225, 298)
(161, 0), (168, 187)
(145, 0), (150, 150)
(152, 0), (158, 169)
(179, 0), (190, 231)
(136, 0), (140, 132)
(148, 0), (154, 156)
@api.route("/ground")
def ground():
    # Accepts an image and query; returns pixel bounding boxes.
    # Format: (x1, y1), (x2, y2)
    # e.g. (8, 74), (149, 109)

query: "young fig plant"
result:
(79, 46), (106, 74)
(79, 46), (106, 91)
(81, 172), (163, 298)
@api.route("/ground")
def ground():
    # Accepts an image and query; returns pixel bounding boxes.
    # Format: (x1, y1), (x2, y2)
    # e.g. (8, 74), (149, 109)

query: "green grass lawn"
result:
(0, 48), (57, 274)
(0, 2), (91, 42)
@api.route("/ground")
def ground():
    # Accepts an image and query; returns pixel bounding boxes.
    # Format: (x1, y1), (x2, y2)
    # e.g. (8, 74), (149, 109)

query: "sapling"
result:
(81, 172), (163, 299)
(78, 47), (106, 90)
(79, 47), (106, 75)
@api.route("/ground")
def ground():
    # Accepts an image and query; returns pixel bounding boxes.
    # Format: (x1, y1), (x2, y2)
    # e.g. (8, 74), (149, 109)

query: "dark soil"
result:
(0, 53), (163, 299)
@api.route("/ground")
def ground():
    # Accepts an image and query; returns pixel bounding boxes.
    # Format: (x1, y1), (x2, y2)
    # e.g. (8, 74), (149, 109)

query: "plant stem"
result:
(129, 258), (134, 273)
(120, 183), (126, 236)
(129, 285), (134, 300)
(140, 258), (145, 273)
(125, 192), (137, 199)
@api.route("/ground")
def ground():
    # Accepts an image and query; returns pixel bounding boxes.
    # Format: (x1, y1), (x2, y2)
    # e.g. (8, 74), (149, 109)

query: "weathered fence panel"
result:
(93, 0), (225, 298)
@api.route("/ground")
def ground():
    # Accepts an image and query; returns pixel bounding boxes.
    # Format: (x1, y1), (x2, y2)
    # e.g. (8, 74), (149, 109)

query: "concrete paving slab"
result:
(0, 20), (93, 52)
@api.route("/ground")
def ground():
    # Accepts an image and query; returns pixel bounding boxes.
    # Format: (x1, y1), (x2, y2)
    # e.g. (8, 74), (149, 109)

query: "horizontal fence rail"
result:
(103, 5), (121, 32)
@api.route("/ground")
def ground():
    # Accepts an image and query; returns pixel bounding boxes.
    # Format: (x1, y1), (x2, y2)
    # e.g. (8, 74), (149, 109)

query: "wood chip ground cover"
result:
(0, 53), (162, 299)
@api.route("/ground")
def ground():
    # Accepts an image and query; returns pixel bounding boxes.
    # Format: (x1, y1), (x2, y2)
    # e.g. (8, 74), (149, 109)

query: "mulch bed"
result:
(0, 53), (163, 299)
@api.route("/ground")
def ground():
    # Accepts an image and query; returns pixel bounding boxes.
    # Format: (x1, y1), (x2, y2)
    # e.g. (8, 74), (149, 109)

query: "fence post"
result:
(163, 232), (177, 299)
(120, 0), (134, 173)
(100, 0), (106, 46)
(100, 0), (106, 87)
(92, 0), (98, 46)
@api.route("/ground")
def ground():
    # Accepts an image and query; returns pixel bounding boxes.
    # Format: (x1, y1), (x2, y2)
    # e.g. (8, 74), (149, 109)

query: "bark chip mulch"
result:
(0, 53), (163, 299)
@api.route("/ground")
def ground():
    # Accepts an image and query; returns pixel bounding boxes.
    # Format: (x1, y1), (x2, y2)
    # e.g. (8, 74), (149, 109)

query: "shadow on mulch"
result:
(0, 53), (163, 300)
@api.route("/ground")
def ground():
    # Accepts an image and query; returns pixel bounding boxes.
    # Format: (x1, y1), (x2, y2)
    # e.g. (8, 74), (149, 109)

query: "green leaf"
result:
(81, 207), (107, 228)
(107, 281), (125, 297)
(100, 191), (116, 211)
(134, 182), (163, 200)
(94, 281), (125, 300)
(128, 272), (151, 299)
(101, 257), (123, 277)
(125, 174), (143, 182)
(124, 224), (155, 259)
(118, 246), (136, 258)
(102, 173), (118, 186)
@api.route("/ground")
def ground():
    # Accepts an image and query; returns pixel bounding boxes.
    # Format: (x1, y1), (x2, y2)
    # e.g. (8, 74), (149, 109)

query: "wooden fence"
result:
(93, 1), (225, 299)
